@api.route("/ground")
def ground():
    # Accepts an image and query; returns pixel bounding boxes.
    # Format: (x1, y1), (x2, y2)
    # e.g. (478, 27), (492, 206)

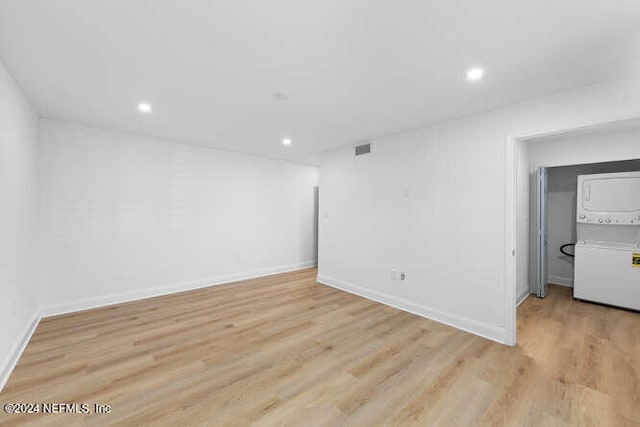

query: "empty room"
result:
(1, 1), (640, 426)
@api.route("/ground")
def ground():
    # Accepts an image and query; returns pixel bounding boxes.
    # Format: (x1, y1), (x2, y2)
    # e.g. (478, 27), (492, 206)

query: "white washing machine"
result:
(573, 171), (640, 310)
(574, 242), (640, 310)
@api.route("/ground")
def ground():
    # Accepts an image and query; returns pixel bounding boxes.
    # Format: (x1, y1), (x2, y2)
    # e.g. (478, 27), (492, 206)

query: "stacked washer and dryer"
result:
(573, 171), (640, 310)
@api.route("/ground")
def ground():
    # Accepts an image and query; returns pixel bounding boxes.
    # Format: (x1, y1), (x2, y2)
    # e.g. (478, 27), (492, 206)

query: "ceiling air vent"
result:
(355, 142), (371, 156)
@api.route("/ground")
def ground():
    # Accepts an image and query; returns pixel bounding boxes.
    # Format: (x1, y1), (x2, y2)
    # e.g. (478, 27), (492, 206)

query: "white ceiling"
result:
(1, 0), (640, 165)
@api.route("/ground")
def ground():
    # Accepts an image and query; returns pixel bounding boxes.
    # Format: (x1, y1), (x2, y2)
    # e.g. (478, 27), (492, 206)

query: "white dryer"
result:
(573, 171), (640, 310)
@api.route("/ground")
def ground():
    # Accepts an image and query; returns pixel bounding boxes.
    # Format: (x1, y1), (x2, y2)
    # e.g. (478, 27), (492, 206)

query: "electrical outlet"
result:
(390, 269), (397, 281)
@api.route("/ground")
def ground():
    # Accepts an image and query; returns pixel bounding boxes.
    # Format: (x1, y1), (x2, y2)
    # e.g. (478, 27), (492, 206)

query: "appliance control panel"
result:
(577, 212), (640, 225)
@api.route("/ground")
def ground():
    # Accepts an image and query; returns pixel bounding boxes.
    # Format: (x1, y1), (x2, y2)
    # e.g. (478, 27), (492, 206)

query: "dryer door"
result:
(577, 171), (640, 225)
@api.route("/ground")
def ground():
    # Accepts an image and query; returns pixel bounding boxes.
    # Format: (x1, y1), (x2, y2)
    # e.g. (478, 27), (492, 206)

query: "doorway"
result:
(313, 185), (319, 265)
(534, 160), (640, 298)
(509, 116), (640, 345)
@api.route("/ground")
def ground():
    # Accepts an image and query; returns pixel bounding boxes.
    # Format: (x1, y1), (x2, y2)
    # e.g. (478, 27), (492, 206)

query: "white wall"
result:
(0, 62), (39, 387)
(546, 166), (578, 287)
(527, 126), (640, 168)
(37, 120), (319, 314)
(319, 78), (640, 344)
(526, 132), (640, 288)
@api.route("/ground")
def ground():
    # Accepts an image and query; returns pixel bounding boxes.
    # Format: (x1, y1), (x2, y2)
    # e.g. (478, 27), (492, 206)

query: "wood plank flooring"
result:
(0, 269), (638, 426)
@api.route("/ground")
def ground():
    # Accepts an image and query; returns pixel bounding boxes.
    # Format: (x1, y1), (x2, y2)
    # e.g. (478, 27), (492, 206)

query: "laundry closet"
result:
(516, 119), (640, 310)
(545, 162), (640, 309)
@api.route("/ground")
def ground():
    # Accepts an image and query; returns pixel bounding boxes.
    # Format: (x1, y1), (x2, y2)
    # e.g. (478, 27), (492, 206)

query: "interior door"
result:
(535, 166), (548, 298)
(313, 186), (319, 263)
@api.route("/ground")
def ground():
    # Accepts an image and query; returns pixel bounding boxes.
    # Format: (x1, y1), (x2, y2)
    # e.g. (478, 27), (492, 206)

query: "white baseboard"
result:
(0, 309), (41, 393)
(40, 261), (317, 318)
(316, 274), (507, 345)
(548, 275), (573, 288)
(516, 289), (531, 307)
(1, 261), (316, 392)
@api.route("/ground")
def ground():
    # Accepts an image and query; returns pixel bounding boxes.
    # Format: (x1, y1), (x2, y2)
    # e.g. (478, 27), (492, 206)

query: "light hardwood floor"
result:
(0, 269), (638, 426)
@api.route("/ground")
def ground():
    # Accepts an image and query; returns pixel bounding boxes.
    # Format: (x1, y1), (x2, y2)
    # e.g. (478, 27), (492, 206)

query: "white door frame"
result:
(504, 114), (640, 346)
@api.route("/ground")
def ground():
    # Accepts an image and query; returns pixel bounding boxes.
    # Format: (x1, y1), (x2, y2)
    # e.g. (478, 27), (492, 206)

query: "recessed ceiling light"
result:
(282, 138), (292, 146)
(137, 102), (152, 113)
(466, 67), (484, 81)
